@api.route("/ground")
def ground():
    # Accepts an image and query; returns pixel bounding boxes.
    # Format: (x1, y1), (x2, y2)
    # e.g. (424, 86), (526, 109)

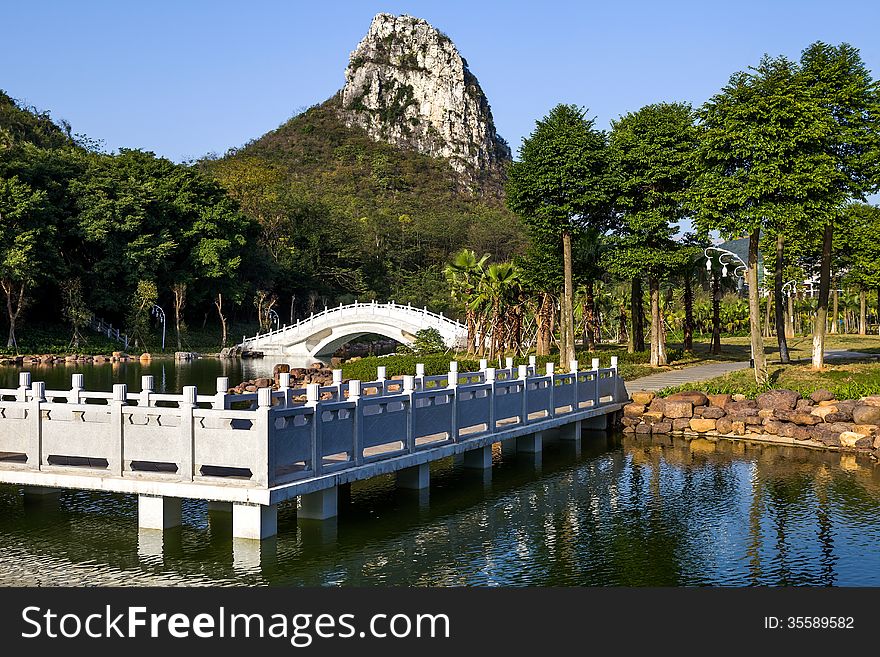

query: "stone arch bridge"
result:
(241, 301), (467, 360)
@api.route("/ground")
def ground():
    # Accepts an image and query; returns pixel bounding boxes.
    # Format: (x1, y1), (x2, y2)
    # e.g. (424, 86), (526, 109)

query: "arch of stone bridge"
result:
(308, 323), (416, 358)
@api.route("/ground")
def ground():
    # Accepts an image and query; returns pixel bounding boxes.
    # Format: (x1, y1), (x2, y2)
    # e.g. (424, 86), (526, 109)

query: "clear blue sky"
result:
(3, 1), (879, 162)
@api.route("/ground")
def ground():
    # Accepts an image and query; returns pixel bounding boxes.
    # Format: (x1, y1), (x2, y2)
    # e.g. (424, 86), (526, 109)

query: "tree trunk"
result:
(630, 277), (645, 352)
(786, 294), (795, 338)
(583, 281), (596, 351)
(683, 274), (694, 352)
(560, 230), (576, 366)
(763, 292), (772, 338)
(831, 288), (839, 334)
(859, 289), (867, 335)
(774, 233), (790, 363)
(214, 293), (228, 348)
(618, 302), (629, 347)
(171, 283), (187, 350)
(2, 281), (24, 350)
(649, 276), (667, 367)
(711, 270), (721, 355)
(536, 293), (552, 356)
(812, 223), (833, 369)
(747, 229), (768, 384)
(466, 308), (476, 355)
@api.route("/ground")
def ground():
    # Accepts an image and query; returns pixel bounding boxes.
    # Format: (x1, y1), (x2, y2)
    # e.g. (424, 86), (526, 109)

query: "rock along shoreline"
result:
(623, 388), (880, 459)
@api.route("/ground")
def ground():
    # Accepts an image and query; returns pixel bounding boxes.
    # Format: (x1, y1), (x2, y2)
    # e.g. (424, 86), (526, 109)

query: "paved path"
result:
(625, 361), (750, 394)
(624, 349), (878, 395)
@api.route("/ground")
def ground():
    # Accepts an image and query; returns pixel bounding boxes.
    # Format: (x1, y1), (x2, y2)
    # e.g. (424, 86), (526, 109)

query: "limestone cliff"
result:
(338, 13), (510, 193)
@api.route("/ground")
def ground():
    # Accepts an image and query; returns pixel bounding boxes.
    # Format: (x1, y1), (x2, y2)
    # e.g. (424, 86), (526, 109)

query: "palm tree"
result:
(471, 262), (523, 360)
(444, 249), (489, 354)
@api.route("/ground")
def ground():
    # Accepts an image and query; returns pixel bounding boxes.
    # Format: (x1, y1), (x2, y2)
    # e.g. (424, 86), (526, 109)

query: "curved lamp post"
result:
(151, 305), (166, 352)
(704, 246), (753, 366)
(268, 309), (280, 331)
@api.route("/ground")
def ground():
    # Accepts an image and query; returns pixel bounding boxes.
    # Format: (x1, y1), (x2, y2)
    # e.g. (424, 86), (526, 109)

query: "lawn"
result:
(658, 360), (880, 399)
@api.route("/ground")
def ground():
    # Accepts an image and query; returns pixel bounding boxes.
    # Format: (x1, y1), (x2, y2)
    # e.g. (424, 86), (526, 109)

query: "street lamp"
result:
(268, 309), (280, 331)
(151, 305), (166, 352)
(704, 246), (753, 366)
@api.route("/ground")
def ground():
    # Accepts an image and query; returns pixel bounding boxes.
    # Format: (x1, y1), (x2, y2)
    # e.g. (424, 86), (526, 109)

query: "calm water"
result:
(1, 428), (879, 586)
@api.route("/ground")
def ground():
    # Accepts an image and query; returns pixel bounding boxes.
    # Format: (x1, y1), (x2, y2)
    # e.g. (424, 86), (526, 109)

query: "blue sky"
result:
(2, 1), (879, 162)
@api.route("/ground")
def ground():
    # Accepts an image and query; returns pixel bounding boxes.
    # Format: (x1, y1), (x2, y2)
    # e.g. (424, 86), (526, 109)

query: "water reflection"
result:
(1, 433), (879, 586)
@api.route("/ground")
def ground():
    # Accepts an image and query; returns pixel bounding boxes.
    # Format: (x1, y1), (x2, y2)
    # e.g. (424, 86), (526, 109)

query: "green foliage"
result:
(0, 90), (73, 151)
(838, 203), (880, 290)
(398, 327), (447, 355)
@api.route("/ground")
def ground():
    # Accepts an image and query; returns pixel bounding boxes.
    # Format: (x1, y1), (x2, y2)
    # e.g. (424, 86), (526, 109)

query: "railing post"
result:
(415, 363), (425, 389)
(71, 374), (84, 405)
(27, 381), (44, 471)
(519, 364), (529, 425)
(140, 375), (154, 407)
(570, 359), (579, 374)
(349, 380), (363, 465)
(256, 387), (273, 486)
(505, 357), (514, 371)
(593, 358), (601, 407)
(570, 360), (579, 409)
(528, 355), (536, 375)
(213, 376), (229, 410)
(479, 358), (488, 372)
(17, 371), (31, 402)
(485, 367), (496, 433)
(447, 364), (458, 442)
(546, 362), (556, 419)
(591, 357), (600, 371)
(278, 372), (291, 408)
(111, 383), (127, 476)
(403, 375), (415, 452)
(180, 386), (197, 482)
(306, 383), (322, 476)
(332, 369), (343, 399)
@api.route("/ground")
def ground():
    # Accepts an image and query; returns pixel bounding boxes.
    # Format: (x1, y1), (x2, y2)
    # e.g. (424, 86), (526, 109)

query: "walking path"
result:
(624, 349), (878, 394)
(624, 361), (750, 394)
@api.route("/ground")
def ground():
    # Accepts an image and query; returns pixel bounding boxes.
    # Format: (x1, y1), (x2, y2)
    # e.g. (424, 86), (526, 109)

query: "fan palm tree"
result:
(444, 249), (489, 354)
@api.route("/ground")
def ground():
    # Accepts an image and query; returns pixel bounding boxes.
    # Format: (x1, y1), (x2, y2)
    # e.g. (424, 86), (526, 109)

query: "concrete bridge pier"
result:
(298, 487), (338, 521)
(233, 536), (277, 574)
(583, 414), (608, 431)
(560, 420), (582, 442)
(232, 503), (278, 540)
(138, 495), (182, 530)
(397, 463), (430, 490)
(517, 431), (543, 454)
(463, 445), (493, 469)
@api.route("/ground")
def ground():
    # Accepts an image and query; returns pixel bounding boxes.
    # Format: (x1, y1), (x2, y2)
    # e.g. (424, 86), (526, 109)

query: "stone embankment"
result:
(0, 351), (145, 365)
(229, 363), (336, 397)
(624, 388), (880, 456)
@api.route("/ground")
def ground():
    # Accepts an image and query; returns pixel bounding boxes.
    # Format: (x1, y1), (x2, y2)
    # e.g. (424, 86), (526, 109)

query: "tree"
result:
(799, 42), (880, 368)
(444, 248), (489, 354)
(838, 203), (880, 334)
(693, 55), (836, 383)
(606, 103), (698, 367)
(0, 175), (53, 348)
(61, 278), (91, 349)
(506, 104), (614, 366)
(126, 280), (158, 351)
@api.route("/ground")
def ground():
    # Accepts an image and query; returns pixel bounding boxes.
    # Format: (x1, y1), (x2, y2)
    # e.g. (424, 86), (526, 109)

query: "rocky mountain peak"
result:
(338, 13), (511, 192)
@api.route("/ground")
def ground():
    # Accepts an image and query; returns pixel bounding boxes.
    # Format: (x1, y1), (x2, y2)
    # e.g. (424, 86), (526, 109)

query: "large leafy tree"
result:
(0, 175), (54, 347)
(692, 55), (836, 383)
(606, 102), (697, 366)
(837, 203), (880, 334)
(506, 104), (615, 365)
(799, 42), (880, 367)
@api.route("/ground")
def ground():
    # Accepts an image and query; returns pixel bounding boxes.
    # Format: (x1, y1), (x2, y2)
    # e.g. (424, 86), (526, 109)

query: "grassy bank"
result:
(658, 360), (880, 399)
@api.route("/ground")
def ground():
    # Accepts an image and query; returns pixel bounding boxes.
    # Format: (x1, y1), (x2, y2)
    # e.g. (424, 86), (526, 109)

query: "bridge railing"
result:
(0, 357), (625, 491)
(242, 300), (466, 344)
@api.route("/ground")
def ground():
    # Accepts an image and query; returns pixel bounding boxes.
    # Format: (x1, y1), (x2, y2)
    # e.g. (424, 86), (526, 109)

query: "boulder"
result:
(828, 422), (856, 434)
(758, 408), (776, 419)
(860, 396), (880, 407)
(273, 363), (291, 376)
(701, 406), (726, 419)
(810, 389), (835, 403)
(856, 436), (873, 449)
(635, 423), (653, 435)
(692, 406), (705, 417)
(778, 423), (810, 440)
(732, 393), (747, 402)
(854, 424), (878, 437)
(642, 411), (666, 424)
(817, 400), (839, 407)
(726, 400), (758, 415)
(810, 406), (838, 421)
(667, 391), (709, 406)
(672, 418), (691, 432)
(818, 431), (841, 447)
(630, 390), (655, 406)
(621, 416), (640, 427)
(623, 425), (636, 434)
(731, 420), (746, 435)
(836, 400), (858, 414)
(773, 409), (821, 426)
(663, 400), (693, 419)
(648, 398), (666, 413)
(875, 435), (880, 450)
(254, 377), (272, 389)
(795, 398), (814, 410)
(852, 404), (880, 425)
(689, 418), (716, 433)
(715, 417), (734, 435)
(139, 352), (151, 361)
(823, 411), (853, 423)
(762, 420), (785, 435)
(707, 393), (732, 409)
(623, 403), (646, 419)
(652, 421), (673, 434)
(756, 389), (799, 411)
(839, 431), (866, 448)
